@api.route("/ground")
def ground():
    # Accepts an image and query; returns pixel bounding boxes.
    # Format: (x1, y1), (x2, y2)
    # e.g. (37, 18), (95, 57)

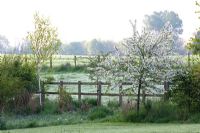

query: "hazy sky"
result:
(0, 0), (199, 46)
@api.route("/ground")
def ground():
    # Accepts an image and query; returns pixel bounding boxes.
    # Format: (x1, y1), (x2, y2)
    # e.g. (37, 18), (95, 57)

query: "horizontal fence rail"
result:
(38, 81), (169, 107)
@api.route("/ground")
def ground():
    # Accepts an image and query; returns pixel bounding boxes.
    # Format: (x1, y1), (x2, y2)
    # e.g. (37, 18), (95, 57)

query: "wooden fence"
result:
(39, 81), (169, 107)
(23, 55), (98, 68)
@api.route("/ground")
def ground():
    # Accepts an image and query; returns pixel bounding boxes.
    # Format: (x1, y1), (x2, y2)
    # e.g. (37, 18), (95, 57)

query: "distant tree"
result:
(0, 35), (9, 53)
(27, 12), (61, 106)
(86, 39), (116, 55)
(61, 42), (87, 55)
(144, 10), (183, 34)
(144, 10), (186, 55)
(92, 21), (181, 114)
(13, 40), (32, 54)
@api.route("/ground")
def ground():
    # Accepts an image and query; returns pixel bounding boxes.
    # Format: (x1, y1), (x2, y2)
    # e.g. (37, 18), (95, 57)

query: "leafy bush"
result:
(82, 98), (97, 107)
(107, 101), (119, 109)
(26, 121), (38, 128)
(0, 116), (6, 130)
(122, 107), (146, 122)
(88, 106), (113, 120)
(171, 63), (200, 113)
(144, 101), (177, 122)
(41, 99), (59, 114)
(80, 98), (97, 111)
(0, 55), (37, 113)
(58, 86), (73, 112)
(41, 62), (87, 73)
(121, 100), (178, 123)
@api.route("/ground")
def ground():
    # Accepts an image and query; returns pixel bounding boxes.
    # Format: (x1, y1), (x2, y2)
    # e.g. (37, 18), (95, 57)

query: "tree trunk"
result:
(137, 78), (142, 115)
(37, 64), (42, 107)
(50, 56), (52, 69)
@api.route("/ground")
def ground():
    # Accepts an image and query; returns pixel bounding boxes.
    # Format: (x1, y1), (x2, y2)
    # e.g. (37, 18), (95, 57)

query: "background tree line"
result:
(0, 10), (189, 55)
(0, 10), (190, 55)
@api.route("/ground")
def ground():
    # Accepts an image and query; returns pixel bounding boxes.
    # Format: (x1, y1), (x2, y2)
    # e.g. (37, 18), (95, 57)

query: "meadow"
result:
(2, 123), (200, 133)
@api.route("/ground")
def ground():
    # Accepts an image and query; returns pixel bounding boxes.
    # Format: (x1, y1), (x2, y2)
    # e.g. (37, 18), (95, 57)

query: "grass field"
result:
(2, 123), (200, 133)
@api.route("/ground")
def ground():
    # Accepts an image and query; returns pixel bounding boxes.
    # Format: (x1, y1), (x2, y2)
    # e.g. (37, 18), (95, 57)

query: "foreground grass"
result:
(2, 123), (200, 133)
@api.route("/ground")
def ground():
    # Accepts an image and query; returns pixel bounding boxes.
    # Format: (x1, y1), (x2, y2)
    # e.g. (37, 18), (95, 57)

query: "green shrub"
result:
(88, 106), (113, 120)
(51, 63), (87, 72)
(82, 98), (97, 107)
(122, 107), (146, 122)
(121, 100), (178, 123)
(171, 63), (200, 113)
(26, 121), (38, 128)
(79, 98), (97, 111)
(0, 116), (6, 130)
(144, 101), (177, 122)
(187, 113), (200, 123)
(107, 101), (119, 109)
(0, 55), (37, 113)
(41, 99), (59, 114)
(144, 100), (152, 113)
(58, 87), (73, 112)
(56, 63), (71, 72)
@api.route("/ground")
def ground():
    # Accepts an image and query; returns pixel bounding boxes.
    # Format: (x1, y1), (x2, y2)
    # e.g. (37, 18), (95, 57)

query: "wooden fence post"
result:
(74, 56), (77, 67)
(119, 83), (123, 107)
(59, 81), (64, 92)
(142, 89), (146, 104)
(97, 81), (102, 106)
(78, 81), (81, 102)
(60, 81), (64, 88)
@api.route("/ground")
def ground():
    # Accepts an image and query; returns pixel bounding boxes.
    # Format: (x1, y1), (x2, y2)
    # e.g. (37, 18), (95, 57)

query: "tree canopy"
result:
(92, 21), (181, 113)
(144, 10), (185, 55)
(144, 10), (183, 34)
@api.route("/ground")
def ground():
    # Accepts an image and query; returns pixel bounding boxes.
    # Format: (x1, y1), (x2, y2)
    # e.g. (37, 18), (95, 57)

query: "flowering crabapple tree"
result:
(92, 21), (181, 114)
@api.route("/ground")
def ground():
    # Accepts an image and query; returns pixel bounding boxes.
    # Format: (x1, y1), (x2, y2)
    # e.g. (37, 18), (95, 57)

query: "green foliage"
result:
(55, 63), (87, 72)
(187, 2), (200, 55)
(58, 86), (73, 112)
(41, 63), (87, 73)
(88, 54), (109, 81)
(0, 116), (6, 130)
(107, 101), (119, 109)
(144, 101), (177, 122)
(26, 121), (38, 128)
(121, 100), (178, 123)
(187, 31), (200, 55)
(82, 98), (97, 107)
(0, 55), (37, 113)
(88, 106), (113, 120)
(171, 63), (200, 113)
(41, 99), (59, 114)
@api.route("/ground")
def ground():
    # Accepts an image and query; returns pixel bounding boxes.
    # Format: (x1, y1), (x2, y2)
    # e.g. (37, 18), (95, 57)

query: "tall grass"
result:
(41, 63), (88, 73)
